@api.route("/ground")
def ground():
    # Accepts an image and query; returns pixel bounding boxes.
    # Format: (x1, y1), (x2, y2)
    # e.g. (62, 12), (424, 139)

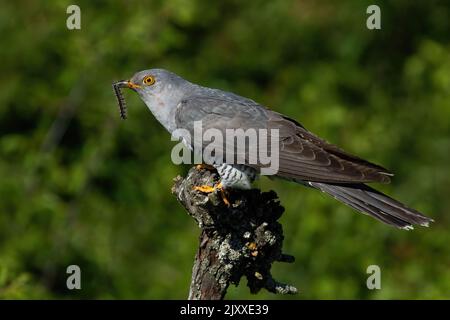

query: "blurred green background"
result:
(0, 0), (449, 299)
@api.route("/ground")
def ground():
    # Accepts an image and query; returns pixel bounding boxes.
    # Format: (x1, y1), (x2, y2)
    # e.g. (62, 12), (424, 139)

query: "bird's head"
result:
(115, 68), (190, 132)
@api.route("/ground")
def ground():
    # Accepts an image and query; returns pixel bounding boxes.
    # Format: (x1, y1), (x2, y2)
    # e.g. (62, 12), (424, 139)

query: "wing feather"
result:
(175, 95), (392, 184)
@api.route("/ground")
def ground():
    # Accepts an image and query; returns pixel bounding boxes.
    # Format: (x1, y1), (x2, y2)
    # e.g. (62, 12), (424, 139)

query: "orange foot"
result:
(195, 164), (216, 171)
(194, 182), (230, 207)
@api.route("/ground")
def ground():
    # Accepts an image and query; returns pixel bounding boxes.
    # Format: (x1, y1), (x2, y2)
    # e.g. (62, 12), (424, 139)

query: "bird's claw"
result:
(193, 182), (230, 207)
(195, 164), (216, 171)
(193, 185), (216, 193)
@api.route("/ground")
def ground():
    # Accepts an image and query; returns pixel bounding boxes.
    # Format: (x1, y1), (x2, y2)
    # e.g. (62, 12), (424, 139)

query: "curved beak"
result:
(127, 81), (142, 90)
(115, 80), (141, 90)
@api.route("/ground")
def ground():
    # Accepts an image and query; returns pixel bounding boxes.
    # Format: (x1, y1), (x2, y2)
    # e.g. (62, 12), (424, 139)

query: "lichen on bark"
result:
(172, 166), (297, 300)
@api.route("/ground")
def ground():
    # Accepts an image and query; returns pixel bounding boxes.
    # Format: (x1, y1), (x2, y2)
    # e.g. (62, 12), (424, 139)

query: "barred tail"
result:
(308, 182), (433, 230)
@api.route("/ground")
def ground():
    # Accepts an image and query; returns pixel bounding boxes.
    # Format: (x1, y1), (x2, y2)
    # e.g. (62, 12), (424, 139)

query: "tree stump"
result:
(172, 166), (298, 300)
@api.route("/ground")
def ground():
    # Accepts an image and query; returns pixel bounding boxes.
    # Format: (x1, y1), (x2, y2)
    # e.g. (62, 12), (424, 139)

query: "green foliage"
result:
(0, 0), (449, 299)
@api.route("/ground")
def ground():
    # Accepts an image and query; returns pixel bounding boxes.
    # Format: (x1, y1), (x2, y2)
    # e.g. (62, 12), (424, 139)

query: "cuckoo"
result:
(113, 69), (432, 230)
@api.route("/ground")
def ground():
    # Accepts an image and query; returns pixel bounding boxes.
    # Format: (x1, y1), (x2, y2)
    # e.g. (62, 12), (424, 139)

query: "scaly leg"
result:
(194, 182), (230, 207)
(195, 164), (216, 171)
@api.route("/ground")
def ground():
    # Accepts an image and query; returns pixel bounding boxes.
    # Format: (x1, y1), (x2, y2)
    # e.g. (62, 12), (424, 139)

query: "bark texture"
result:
(172, 166), (297, 300)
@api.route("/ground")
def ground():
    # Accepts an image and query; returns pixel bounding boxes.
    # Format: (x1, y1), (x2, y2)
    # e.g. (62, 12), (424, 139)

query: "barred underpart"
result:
(214, 164), (257, 190)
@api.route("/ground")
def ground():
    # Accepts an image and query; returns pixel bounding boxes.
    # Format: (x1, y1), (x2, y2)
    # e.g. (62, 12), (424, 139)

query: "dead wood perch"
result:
(172, 166), (298, 300)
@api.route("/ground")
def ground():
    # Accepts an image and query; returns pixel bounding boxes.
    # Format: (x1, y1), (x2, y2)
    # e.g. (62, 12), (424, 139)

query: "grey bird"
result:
(113, 68), (432, 230)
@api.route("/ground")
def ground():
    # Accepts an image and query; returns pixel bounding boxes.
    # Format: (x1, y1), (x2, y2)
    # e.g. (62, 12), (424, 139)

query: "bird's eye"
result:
(143, 75), (156, 86)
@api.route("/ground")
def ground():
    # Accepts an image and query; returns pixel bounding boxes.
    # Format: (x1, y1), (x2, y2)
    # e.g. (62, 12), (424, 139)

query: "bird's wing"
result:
(266, 112), (393, 183)
(175, 95), (392, 184)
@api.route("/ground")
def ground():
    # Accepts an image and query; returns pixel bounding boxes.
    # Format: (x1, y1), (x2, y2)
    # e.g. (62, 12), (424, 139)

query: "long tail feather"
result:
(308, 182), (433, 230)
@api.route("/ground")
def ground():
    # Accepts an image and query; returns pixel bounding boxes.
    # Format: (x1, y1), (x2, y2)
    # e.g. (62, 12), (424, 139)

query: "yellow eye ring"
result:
(143, 75), (155, 86)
